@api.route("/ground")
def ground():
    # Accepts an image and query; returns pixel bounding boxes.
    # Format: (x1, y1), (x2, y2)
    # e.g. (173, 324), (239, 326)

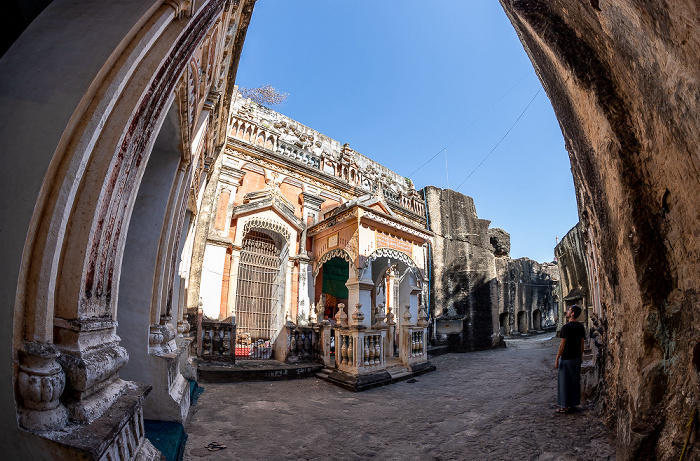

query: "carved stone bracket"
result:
(17, 341), (68, 431)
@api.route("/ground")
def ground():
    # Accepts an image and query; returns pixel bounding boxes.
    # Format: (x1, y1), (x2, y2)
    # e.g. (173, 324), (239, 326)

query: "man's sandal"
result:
(206, 442), (227, 451)
(556, 407), (571, 414)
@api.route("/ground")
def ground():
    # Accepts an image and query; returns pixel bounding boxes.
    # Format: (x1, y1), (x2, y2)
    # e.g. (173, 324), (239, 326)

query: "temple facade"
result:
(193, 94), (434, 384)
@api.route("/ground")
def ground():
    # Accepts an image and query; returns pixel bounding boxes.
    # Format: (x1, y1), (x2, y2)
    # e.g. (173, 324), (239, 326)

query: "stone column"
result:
(226, 245), (242, 320)
(199, 239), (230, 319)
(284, 258), (295, 324)
(346, 264), (373, 329)
(296, 255), (312, 325)
(54, 318), (129, 423)
(300, 191), (325, 228)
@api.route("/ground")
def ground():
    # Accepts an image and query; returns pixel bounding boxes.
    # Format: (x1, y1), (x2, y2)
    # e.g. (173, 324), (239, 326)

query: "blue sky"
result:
(235, 1), (579, 263)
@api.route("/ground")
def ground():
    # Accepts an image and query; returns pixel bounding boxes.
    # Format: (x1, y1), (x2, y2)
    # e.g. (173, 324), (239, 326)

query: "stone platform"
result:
(198, 360), (323, 383)
(315, 361), (436, 392)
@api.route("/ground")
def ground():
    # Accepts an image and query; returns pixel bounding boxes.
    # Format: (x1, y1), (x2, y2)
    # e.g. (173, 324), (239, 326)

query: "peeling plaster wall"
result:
(500, 1), (700, 458)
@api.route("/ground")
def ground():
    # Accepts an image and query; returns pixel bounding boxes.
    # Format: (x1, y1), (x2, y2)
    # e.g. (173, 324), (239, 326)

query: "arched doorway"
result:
(234, 229), (289, 359)
(317, 256), (350, 321)
(517, 311), (527, 334)
(499, 313), (510, 336)
(532, 309), (542, 331)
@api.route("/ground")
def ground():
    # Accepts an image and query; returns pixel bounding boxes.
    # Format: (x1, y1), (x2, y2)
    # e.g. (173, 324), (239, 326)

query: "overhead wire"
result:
(407, 71), (531, 179)
(455, 87), (542, 191)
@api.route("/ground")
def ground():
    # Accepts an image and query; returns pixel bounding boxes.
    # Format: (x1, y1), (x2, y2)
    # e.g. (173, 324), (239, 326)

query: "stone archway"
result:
(0, 1), (255, 457)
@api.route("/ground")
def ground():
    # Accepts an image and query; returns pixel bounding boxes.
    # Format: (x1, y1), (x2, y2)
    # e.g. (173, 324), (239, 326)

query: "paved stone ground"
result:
(184, 335), (615, 460)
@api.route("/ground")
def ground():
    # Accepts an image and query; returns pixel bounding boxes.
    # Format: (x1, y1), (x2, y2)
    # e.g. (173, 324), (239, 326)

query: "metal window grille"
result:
(234, 231), (284, 359)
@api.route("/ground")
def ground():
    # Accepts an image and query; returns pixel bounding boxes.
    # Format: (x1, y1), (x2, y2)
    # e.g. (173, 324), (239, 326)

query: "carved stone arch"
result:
(361, 247), (423, 283)
(313, 248), (358, 279)
(188, 59), (199, 129)
(242, 217), (291, 245)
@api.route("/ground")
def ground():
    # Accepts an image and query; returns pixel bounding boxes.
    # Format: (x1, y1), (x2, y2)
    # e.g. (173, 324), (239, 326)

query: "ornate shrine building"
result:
(195, 93), (434, 385)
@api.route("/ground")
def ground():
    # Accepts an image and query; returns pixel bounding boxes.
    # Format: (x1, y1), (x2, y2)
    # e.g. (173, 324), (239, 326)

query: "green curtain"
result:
(322, 257), (349, 299)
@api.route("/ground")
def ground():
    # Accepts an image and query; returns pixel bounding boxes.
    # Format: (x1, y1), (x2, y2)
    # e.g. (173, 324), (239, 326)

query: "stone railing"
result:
(196, 314), (235, 361)
(335, 329), (386, 374)
(286, 325), (321, 363)
(277, 140), (321, 169)
(399, 305), (429, 366)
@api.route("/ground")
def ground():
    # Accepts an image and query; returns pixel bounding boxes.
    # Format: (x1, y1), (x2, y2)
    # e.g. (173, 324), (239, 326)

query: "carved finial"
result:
(387, 305), (396, 326)
(374, 303), (388, 328)
(417, 305), (429, 327)
(403, 305), (412, 324)
(336, 303), (348, 328)
(352, 302), (365, 328)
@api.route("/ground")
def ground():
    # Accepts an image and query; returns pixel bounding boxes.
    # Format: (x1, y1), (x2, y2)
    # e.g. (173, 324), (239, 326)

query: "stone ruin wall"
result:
(500, 1), (700, 458)
(496, 258), (559, 336)
(424, 186), (558, 350)
(555, 223), (592, 330)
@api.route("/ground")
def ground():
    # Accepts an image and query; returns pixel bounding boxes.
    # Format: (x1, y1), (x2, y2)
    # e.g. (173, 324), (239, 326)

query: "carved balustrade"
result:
(286, 325), (320, 363)
(335, 329), (386, 374)
(196, 315), (235, 362)
(399, 304), (429, 366)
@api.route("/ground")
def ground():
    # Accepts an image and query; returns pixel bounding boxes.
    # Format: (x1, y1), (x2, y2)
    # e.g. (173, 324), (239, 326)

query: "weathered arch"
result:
(0, 0), (255, 456)
(314, 248), (357, 279)
(361, 247), (423, 284)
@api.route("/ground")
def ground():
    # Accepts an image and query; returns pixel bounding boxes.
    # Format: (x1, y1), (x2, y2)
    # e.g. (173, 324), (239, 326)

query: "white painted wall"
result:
(200, 244), (228, 318)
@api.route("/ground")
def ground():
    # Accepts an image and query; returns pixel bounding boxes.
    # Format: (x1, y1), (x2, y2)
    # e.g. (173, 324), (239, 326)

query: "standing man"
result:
(555, 304), (586, 414)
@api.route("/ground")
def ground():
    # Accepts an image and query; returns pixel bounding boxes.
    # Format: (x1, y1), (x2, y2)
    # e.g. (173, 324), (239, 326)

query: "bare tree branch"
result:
(240, 84), (288, 106)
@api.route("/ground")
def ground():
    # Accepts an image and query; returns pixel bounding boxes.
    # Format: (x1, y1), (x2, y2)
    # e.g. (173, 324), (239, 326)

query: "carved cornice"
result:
(362, 209), (433, 242)
(308, 207), (358, 236)
(226, 139), (360, 200)
(300, 192), (325, 210)
(233, 190), (304, 231)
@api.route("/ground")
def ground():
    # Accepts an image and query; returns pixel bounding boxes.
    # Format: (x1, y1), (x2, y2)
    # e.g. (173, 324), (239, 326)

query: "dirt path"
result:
(184, 336), (615, 460)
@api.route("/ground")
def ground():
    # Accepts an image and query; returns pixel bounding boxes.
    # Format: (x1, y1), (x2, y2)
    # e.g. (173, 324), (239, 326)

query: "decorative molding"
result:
(242, 216), (291, 243)
(233, 189), (304, 230)
(363, 210), (432, 241)
(17, 342), (68, 431)
(308, 208), (358, 236)
(313, 248), (358, 278)
(300, 192), (325, 210)
(226, 145), (357, 201)
(360, 247), (423, 281)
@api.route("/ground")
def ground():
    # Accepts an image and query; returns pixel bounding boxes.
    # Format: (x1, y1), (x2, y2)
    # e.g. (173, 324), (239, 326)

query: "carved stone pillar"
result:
(296, 256), (312, 325)
(226, 245), (242, 320)
(300, 192), (325, 229)
(345, 273), (373, 329)
(53, 318), (129, 423)
(17, 342), (68, 431)
(284, 258), (295, 324)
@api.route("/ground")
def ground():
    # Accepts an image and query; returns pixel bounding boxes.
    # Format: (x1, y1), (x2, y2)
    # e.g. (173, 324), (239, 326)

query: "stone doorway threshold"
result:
(198, 359), (323, 383)
(315, 360), (436, 392)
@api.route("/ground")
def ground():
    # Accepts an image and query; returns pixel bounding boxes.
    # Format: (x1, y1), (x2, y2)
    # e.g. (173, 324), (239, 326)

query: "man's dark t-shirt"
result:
(560, 321), (586, 360)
